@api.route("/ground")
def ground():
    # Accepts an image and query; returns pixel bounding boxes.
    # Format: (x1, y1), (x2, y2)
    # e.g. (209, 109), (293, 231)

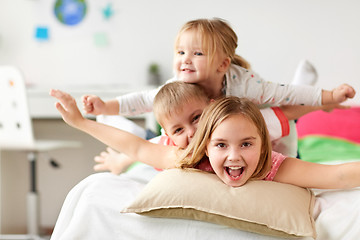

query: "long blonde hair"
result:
(178, 96), (272, 180)
(174, 18), (251, 69)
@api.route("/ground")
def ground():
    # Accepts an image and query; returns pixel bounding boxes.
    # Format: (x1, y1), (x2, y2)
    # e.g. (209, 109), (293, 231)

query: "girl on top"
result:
(83, 18), (354, 116)
(84, 18), (355, 162)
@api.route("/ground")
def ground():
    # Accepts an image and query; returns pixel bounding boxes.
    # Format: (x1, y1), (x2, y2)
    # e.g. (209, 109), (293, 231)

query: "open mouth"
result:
(225, 166), (244, 180)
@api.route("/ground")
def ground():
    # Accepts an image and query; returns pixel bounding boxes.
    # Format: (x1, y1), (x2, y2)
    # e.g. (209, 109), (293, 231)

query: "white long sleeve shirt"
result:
(115, 64), (323, 141)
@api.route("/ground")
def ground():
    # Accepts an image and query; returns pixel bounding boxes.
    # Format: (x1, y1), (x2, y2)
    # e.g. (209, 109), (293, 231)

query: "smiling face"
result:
(173, 30), (226, 86)
(161, 98), (208, 149)
(205, 113), (262, 187)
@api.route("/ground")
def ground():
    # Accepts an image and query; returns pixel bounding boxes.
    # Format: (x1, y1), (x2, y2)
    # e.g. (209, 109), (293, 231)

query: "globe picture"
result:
(54, 0), (87, 26)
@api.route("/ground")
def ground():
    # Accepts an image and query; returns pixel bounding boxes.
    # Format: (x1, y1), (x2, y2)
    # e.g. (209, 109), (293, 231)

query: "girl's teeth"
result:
(226, 166), (244, 178)
(228, 166), (242, 170)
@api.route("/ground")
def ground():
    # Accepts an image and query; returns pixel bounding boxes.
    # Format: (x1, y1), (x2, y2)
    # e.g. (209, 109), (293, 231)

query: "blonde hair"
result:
(178, 96), (272, 180)
(174, 18), (251, 69)
(153, 81), (209, 127)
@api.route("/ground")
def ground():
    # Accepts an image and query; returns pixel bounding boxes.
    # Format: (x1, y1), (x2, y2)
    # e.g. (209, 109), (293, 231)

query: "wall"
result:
(0, 0), (359, 102)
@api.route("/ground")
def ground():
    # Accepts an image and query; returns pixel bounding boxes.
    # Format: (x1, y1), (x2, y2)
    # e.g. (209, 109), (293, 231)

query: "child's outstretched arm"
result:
(82, 95), (120, 115)
(274, 157), (360, 189)
(50, 89), (178, 170)
(321, 83), (356, 105)
(279, 103), (349, 121)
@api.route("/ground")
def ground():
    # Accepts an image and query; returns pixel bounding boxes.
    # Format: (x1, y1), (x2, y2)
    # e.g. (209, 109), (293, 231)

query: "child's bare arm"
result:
(50, 89), (178, 170)
(279, 103), (349, 120)
(274, 157), (360, 189)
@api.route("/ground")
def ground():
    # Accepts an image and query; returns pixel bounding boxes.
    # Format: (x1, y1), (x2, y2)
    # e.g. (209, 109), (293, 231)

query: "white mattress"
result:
(50, 164), (360, 240)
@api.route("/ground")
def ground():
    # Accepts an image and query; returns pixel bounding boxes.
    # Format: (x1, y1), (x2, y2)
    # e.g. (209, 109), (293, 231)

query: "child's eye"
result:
(178, 51), (185, 55)
(241, 142), (252, 148)
(192, 114), (201, 123)
(174, 128), (183, 134)
(194, 52), (203, 56)
(216, 143), (226, 148)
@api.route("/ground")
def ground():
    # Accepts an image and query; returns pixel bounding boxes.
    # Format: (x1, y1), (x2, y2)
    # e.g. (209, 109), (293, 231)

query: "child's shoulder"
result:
(228, 64), (255, 77)
(226, 64), (258, 85)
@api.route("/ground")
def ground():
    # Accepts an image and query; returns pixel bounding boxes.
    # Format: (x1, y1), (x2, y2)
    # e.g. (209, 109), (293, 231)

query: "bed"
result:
(50, 107), (360, 240)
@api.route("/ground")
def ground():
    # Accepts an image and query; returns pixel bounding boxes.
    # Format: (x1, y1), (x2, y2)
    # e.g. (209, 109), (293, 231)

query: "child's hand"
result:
(82, 94), (106, 115)
(332, 84), (356, 103)
(49, 89), (85, 128)
(93, 147), (135, 175)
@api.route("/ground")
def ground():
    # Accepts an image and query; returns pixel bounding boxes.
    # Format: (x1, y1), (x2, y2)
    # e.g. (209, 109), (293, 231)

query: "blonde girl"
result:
(178, 96), (272, 186)
(179, 96), (360, 188)
(83, 18), (354, 116)
(83, 18), (355, 162)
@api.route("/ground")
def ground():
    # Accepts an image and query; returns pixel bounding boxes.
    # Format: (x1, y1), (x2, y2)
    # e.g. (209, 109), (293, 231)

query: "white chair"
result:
(0, 66), (81, 239)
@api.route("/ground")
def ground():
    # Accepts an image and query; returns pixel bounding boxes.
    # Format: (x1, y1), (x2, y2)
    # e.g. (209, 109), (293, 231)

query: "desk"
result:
(0, 140), (81, 238)
(0, 122), (94, 236)
(27, 85), (158, 132)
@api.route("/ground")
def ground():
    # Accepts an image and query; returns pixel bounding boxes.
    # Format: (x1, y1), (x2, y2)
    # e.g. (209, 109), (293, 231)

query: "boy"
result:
(94, 81), (210, 174)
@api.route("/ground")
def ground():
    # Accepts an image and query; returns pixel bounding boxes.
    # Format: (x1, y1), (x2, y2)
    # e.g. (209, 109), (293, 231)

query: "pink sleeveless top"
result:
(264, 151), (286, 181)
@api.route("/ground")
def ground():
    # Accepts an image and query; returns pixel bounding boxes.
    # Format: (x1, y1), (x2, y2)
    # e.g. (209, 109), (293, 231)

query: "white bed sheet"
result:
(50, 164), (360, 240)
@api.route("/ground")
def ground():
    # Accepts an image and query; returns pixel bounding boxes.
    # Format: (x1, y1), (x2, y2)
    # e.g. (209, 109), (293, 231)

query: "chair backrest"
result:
(0, 66), (35, 149)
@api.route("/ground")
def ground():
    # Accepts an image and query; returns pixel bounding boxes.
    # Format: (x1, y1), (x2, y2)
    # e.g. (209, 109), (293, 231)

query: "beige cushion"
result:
(122, 168), (316, 238)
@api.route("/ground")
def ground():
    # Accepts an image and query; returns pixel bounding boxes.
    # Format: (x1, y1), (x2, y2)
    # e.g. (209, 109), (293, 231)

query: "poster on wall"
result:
(34, 0), (116, 47)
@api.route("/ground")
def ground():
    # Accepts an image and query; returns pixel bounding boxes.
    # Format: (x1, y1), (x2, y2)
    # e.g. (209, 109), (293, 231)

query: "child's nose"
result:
(187, 126), (196, 138)
(183, 54), (192, 64)
(227, 148), (241, 161)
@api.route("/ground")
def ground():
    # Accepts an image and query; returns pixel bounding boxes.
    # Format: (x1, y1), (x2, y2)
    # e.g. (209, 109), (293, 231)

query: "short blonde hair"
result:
(153, 81), (209, 127)
(174, 18), (251, 69)
(178, 96), (272, 180)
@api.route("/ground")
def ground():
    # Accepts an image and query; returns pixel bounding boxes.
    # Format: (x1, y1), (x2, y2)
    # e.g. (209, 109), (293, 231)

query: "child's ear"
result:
(218, 57), (231, 73)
